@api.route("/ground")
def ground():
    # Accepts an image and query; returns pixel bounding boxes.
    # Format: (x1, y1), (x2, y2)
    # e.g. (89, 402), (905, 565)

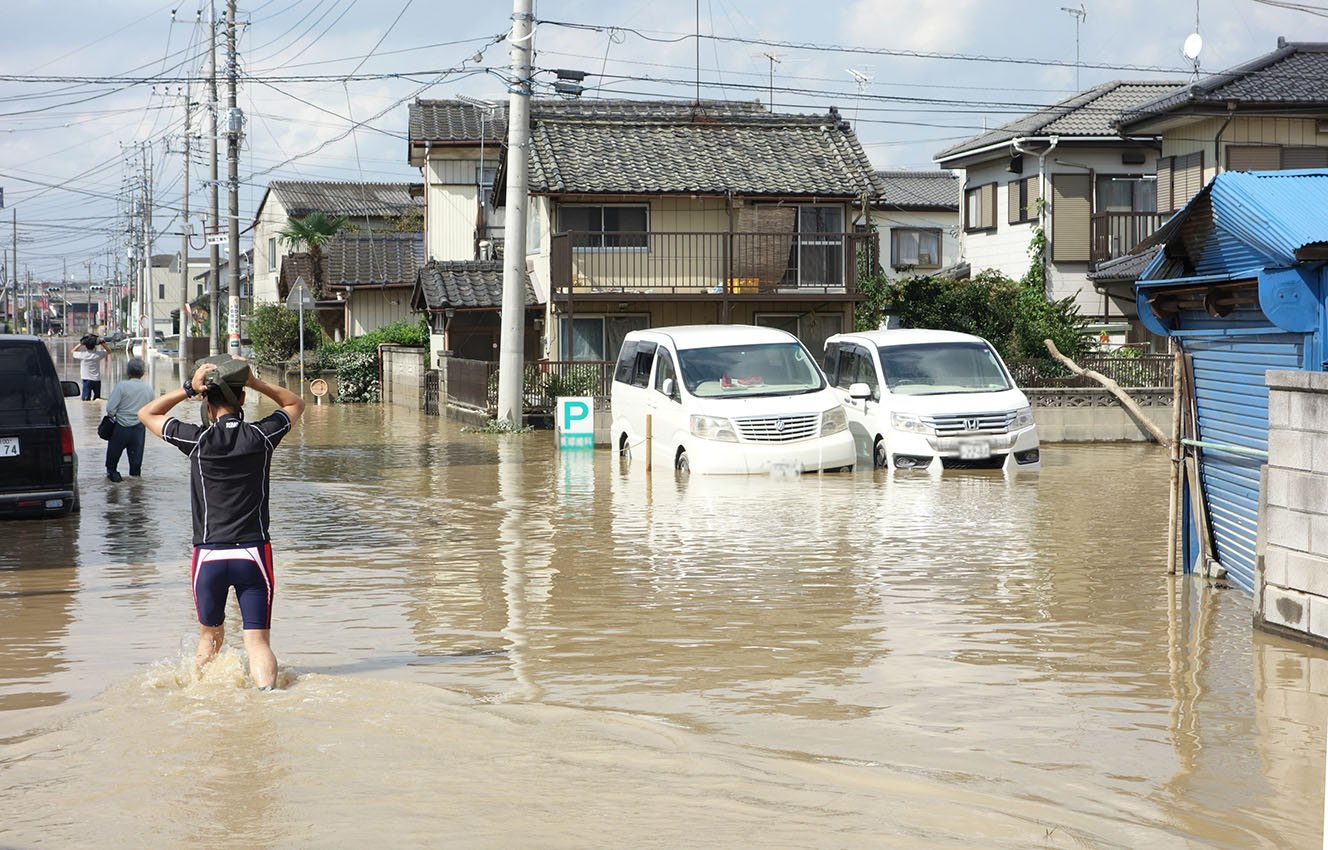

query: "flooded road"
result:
(2, 345), (1326, 848)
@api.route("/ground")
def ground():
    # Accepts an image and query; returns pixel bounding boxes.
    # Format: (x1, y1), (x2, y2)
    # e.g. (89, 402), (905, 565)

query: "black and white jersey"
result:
(162, 410), (292, 546)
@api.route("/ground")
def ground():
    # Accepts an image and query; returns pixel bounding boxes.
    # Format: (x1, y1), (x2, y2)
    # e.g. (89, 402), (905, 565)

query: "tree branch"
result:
(1043, 338), (1170, 446)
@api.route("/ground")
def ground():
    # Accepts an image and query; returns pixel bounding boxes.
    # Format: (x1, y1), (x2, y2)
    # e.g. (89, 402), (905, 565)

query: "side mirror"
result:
(61, 380), (80, 398)
(661, 377), (678, 399)
(848, 382), (872, 400)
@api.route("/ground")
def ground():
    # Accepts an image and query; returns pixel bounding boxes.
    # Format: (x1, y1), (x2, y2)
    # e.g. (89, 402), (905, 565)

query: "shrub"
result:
(311, 319), (427, 404)
(248, 302), (321, 364)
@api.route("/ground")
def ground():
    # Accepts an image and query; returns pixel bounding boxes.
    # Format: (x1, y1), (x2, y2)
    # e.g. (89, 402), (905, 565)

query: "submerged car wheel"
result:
(618, 434), (632, 461)
(675, 448), (690, 474)
(873, 438), (888, 469)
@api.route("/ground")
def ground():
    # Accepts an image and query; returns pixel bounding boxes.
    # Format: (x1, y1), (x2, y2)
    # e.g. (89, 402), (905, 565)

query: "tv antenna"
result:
(754, 51), (783, 109)
(847, 66), (874, 125)
(1061, 4), (1087, 90)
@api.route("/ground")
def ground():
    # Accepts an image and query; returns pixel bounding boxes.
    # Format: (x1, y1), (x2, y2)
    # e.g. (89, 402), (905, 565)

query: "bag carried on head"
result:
(194, 354), (251, 408)
(97, 415), (115, 440)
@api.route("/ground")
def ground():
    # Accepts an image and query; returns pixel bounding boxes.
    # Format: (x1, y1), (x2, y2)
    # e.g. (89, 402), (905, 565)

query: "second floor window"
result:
(268, 237), (277, 271)
(1008, 176), (1039, 224)
(890, 228), (942, 269)
(559, 204), (648, 249)
(1095, 175), (1156, 213)
(964, 183), (997, 232)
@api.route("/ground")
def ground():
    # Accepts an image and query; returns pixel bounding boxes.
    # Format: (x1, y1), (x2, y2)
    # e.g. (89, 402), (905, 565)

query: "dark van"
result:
(0, 336), (81, 517)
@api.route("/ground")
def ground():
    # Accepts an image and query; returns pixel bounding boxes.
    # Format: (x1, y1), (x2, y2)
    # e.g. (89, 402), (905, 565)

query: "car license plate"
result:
(0, 437), (17, 457)
(958, 440), (990, 460)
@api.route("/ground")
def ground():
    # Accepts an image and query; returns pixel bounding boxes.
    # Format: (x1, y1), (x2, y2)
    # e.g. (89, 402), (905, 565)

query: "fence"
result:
(1007, 354), (1173, 388)
(442, 358), (615, 413)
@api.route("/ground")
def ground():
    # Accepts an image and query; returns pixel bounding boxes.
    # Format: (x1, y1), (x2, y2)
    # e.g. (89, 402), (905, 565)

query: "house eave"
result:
(934, 135), (1160, 169)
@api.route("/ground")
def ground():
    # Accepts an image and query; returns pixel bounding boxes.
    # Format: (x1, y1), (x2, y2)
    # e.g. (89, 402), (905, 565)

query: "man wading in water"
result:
(139, 356), (305, 689)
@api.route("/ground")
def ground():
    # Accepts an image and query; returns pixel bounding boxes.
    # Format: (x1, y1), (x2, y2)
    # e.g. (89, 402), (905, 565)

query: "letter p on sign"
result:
(557, 396), (595, 450)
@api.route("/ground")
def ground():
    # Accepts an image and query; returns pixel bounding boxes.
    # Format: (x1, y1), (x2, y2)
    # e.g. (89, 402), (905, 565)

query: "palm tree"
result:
(278, 213), (347, 298)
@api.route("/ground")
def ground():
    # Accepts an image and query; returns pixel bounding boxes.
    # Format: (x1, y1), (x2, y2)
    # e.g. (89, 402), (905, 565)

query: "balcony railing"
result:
(550, 231), (877, 299)
(1090, 212), (1165, 267)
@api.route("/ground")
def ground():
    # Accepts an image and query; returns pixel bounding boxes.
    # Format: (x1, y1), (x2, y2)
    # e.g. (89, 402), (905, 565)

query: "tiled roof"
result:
(326, 233), (423, 288)
(524, 100), (881, 197)
(414, 260), (538, 311)
(267, 180), (422, 218)
(934, 81), (1184, 163)
(1086, 246), (1161, 282)
(1118, 41), (1328, 131)
(874, 170), (960, 211)
(409, 99), (507, 143)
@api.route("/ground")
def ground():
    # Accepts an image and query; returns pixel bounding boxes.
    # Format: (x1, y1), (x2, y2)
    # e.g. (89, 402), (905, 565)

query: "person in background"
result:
(138, 357), (305, 690)
(71, 334), (112, 401)
(102, 357), (154, 482)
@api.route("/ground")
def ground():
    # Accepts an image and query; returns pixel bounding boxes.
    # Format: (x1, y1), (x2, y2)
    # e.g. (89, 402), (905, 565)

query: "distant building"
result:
(862, 170), (961, 280)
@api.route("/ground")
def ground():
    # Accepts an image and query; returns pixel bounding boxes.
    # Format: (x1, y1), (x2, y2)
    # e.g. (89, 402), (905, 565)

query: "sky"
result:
(0, 0), (1323, 284)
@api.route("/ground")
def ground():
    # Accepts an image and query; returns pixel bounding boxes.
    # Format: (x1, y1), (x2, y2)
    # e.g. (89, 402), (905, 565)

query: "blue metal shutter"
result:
(1184, 333), (1305, 592)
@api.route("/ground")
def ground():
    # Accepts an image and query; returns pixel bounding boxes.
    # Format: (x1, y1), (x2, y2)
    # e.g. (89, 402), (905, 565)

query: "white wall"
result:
(250, 194), (288, 305)
(425, 147), (486, 261)
(866, 209), (960, 280)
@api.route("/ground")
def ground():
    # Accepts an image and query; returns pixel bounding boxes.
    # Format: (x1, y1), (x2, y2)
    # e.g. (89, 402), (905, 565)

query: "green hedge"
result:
(314, 319), (428, 404)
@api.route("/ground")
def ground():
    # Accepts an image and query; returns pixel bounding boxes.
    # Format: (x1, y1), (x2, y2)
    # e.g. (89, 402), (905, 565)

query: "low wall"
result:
(1026, 388), (1172, 443)
(1257, 370), (1328, 648)
(380, 345), (428, 410)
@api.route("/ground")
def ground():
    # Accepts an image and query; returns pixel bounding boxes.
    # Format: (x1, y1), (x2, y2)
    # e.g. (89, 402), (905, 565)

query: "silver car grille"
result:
(733, 413), (819, 442)
(922, 410), (1017, 435)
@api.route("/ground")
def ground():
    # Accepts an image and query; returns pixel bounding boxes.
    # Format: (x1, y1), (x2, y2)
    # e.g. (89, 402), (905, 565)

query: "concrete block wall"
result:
(379, 345), (427, 410)
(1259, 370), (1328, 646)
(1024, 388), (1172, 443)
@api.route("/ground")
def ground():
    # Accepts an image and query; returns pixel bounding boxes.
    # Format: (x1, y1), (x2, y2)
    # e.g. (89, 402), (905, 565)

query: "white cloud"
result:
(841, 0), (983, 53)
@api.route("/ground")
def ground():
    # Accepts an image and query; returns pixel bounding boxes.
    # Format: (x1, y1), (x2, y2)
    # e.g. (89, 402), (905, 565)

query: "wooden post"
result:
(1167, 346), (1184, 574)
(645, 413), (652, 475)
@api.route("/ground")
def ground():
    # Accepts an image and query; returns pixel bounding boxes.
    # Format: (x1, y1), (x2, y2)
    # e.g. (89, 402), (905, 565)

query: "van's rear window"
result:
(0, 344), (59, 413)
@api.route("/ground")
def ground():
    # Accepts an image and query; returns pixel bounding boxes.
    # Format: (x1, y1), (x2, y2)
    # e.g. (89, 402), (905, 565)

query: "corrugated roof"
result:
(934, 81), (1184, 163)
(874, 170), (960, 211)
(524, 100), (881, 197)
(413, 260), (538, 311)
(268, 181), (422, 218)
(1140, 169), (1328, 281)
(1119, 41), (1328, 131)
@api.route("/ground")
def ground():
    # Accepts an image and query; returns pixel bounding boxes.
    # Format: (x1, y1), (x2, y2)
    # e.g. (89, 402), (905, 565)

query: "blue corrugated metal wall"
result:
(1182, 332), (1305, 591)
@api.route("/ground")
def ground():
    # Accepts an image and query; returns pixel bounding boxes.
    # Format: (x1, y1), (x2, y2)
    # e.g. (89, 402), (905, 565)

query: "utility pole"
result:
(496, 0), (533, 425)
(208, 0), (221, 354)
(11, 209), (16, 333)
(180, 87), (193, 369)
(143, 147), (154, 343)
(225, 0), (242, 355)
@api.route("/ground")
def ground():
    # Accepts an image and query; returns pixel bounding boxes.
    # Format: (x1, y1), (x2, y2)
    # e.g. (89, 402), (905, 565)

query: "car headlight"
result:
(690, 414), (738, 442)
(821, 406), (848, 435)
(890, 412), (933, 434)
(1013, 406), (1035, 429)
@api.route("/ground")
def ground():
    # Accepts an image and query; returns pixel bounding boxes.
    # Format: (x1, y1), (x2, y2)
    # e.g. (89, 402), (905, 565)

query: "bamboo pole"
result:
(1043, 338), (1170, 445)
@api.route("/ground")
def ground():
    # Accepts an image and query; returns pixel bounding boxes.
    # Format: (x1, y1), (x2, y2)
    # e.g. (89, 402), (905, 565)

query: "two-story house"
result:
(862, 170), (961, 279)
(250, 180), (422, 306)
(934, 80), (1183, 323)
(407, 98), (882, 362)
(1090, 40), (1328, 331)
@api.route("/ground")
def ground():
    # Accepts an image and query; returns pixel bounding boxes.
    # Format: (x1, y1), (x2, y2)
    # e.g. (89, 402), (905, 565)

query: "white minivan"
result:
(823, 329), (1041, 472)
(611, 325), (856, 475)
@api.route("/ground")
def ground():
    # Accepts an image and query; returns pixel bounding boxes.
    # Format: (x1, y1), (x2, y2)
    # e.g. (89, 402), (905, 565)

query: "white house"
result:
(864, 170), (961, 279)
(934, 80), (1183, 323)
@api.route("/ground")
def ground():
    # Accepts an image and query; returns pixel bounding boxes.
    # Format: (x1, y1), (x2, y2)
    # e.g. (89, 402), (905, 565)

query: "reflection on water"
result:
(1, 353), (1326, 848)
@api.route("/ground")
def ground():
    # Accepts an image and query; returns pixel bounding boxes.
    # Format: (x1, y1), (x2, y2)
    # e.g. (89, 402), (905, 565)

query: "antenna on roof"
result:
(753, 52), (783, 110)
(1060, 4), (1087, 90)
(1182, 0), (1203, 81)
(847, 66), (874, 127)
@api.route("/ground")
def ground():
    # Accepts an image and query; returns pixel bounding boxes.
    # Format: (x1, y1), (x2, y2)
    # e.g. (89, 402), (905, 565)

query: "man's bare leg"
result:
(196, 624), (224, 669)
(242, 629), (277, 689)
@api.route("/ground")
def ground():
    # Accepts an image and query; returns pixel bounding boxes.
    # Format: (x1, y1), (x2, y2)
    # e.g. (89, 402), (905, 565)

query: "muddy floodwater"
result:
(2, 350), (1326, 848)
